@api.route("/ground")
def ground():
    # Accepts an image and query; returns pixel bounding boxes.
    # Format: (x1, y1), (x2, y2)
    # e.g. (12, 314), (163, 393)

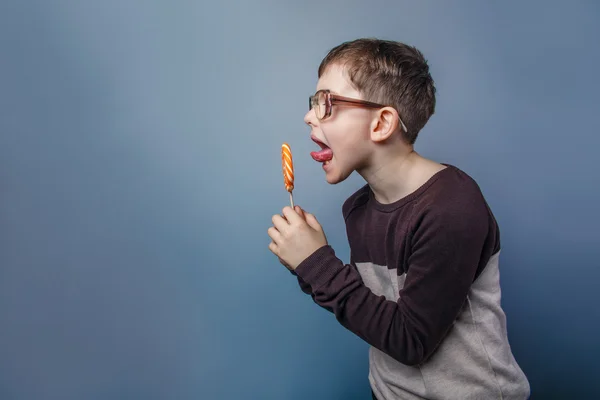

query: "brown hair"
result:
(318, 38), (436, 144)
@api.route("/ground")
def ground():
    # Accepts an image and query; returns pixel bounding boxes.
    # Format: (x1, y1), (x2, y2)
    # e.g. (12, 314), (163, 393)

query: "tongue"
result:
(310, 148), (333, 162)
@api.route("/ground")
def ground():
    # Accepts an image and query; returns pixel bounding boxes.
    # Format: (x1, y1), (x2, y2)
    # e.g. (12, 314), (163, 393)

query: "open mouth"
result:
(310, 136), (333, 164)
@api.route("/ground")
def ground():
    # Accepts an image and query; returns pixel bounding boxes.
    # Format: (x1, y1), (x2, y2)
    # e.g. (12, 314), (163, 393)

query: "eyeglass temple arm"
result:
(332, 98), (409, 133)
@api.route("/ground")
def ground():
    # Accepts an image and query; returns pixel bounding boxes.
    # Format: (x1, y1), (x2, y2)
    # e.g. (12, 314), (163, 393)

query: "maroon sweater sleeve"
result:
(291, 270), (314, 295)
(293, 197), (490, 366)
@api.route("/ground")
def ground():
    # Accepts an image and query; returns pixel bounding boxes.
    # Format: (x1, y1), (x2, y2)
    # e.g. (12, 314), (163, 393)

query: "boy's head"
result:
(305, 38), (436, 184)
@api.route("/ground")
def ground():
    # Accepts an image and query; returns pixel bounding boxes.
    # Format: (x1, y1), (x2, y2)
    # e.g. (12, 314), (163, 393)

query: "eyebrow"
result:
(317, 88), (340, 95)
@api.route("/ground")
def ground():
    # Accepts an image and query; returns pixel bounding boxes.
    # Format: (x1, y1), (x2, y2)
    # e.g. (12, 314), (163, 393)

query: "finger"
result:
(271, 213), (289, 232)
(268, 241), (279, 255)
(282, 206), (305, 222)
(267, 226), (283, 243)
(294, 205), (306, 220)
(282, 206), (303, 224)
(304, 212), (322, 231)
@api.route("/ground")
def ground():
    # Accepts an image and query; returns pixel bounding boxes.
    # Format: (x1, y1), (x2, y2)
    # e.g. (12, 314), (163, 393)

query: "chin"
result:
(324, 165), (351, 184)
(325, 175), (343, 184)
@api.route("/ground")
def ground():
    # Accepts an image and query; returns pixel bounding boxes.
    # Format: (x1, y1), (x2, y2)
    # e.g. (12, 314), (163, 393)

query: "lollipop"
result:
(281, 143), (294, 208)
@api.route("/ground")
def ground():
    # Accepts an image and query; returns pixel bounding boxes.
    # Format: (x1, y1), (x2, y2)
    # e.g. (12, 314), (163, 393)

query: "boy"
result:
(267, 38), (530, 399)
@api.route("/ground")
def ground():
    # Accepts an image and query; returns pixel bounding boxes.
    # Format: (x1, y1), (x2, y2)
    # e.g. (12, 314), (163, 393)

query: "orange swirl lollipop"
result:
(281, 143), (294, 207)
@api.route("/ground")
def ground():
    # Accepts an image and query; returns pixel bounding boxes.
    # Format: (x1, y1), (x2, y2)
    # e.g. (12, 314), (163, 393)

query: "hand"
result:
(268, 205), (327, 270)
(274, 206), (305, 270)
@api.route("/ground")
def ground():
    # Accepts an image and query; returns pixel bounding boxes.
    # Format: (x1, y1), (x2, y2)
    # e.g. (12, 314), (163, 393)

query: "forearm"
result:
(290, 270), (313, 295)
(294, 245), (430, 366)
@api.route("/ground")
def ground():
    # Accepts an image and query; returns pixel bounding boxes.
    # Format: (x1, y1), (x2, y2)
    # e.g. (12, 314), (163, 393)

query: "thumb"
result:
(304, 212), (322, 231)
(294, 205), (306, 220)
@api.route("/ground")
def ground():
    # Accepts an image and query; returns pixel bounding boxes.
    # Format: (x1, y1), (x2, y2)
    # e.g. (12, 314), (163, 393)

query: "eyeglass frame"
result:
(309, 89), (408, 133)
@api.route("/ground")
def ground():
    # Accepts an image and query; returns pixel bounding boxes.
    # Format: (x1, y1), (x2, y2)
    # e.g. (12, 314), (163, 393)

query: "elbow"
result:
(386, 309), (435, 366)
(387, 332), (429, 366)
(393, 349), (426, 367)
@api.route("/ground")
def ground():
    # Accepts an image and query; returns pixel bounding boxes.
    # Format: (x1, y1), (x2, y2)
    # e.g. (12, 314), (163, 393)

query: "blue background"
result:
(1, 1), (598, 398)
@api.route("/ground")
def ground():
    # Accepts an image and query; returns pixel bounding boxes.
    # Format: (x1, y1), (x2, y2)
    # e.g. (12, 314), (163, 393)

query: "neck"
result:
(358, 144), (444, 204)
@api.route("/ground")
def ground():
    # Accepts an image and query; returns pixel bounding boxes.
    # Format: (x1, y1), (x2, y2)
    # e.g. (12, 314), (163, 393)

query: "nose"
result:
(304, 108), (318, 127)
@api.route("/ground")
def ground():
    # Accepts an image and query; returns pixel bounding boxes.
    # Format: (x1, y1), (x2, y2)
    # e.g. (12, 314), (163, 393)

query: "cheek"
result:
(325, 118), (368, 145)
(337, 123), (369, 152)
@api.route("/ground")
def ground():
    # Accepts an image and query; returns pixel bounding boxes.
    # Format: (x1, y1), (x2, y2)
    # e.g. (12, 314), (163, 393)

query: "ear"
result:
(370, 106), (399, 143)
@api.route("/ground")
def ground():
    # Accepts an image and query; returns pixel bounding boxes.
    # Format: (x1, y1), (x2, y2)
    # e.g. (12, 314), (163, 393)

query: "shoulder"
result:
(414, 164), (489, 215)
(410, 164), (498, 239)
(409, 164), (501, 272)
(342, 184), (370, 220)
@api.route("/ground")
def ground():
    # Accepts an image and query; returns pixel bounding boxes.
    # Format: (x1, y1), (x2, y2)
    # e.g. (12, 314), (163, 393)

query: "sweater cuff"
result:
(294, 245), (345, 290)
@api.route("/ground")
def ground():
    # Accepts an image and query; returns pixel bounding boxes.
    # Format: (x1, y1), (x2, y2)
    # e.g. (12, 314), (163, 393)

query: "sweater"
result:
(293, 165), (530, 399)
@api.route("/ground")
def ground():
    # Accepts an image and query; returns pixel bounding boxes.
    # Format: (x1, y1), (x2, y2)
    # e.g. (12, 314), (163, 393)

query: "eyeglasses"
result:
(309, 89), (408, 133)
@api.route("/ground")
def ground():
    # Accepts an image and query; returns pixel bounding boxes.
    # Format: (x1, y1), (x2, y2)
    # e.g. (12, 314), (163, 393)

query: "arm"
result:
(293, 204), (489, 366)
(290, 270), (313, 295)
